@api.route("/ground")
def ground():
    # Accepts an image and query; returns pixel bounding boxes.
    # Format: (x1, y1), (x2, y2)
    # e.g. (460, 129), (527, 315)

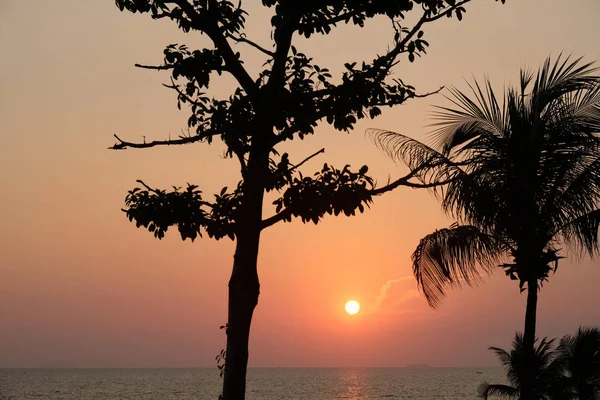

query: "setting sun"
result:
(345, 300), (360, 315)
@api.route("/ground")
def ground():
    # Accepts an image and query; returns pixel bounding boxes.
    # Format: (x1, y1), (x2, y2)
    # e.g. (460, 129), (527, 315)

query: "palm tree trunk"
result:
(521, 277), (539, 400)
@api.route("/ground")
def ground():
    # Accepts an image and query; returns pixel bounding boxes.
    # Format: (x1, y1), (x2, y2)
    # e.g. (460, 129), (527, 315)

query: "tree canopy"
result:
(112, 0), (503, 242)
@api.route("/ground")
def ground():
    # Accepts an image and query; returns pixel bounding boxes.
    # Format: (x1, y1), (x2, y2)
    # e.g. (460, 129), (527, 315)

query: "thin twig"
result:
(226, 33), (275, 57)
(135, 63), (174, 71)
(109, 132), (213, 150)
(289, 148), (325, 172)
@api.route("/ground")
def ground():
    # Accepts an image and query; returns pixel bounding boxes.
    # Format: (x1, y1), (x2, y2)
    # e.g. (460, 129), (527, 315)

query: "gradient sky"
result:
(1, 0), (600, 368)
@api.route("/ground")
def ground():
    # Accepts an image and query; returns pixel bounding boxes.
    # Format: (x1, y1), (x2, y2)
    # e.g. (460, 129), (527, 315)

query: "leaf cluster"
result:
(124, 181), (240, 241)
(273, 163), (374, 224)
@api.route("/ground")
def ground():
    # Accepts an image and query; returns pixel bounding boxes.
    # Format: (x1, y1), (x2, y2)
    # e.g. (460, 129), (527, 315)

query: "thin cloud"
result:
(372, 276), (414, 311)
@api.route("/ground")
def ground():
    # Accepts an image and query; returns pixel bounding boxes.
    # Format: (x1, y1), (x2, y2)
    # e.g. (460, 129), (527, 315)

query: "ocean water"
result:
(0, 367), (505, 399)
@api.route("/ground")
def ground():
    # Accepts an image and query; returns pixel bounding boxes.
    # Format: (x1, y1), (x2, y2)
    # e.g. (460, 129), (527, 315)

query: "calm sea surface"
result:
(0, 367), (505, 399)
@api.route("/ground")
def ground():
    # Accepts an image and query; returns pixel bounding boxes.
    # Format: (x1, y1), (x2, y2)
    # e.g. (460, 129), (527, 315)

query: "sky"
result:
(1, 0), (600, 368)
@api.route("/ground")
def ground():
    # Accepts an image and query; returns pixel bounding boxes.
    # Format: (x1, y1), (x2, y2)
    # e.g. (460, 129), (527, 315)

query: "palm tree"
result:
(371, 55), (600, 400)
(480, 327), (600, 400)
(554, 326), (600, 400)
(478, 333), (565, 399)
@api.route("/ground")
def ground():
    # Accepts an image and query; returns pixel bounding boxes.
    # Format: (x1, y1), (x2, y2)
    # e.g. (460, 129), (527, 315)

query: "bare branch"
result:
(372, 86), (445, 107)
(370, 173), (455, 195)
(261, 209), (291, 230)
(289, 148), (325, 172)
(109, 132), (214, 150)
(226, 33), (275, 57)
(414, 86), (444, 98)
(135, 63), (174, 71)
(369, 157), (456, 196)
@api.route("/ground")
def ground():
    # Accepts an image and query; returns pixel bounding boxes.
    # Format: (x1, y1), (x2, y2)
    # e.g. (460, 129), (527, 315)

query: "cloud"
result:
(372, 276), (415, 312)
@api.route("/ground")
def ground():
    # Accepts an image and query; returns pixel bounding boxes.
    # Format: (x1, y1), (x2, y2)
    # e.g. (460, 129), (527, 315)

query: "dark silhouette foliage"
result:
(111, 1), (505, 398)
(372, 55), (600, 400)
(480, 327), (600, 400)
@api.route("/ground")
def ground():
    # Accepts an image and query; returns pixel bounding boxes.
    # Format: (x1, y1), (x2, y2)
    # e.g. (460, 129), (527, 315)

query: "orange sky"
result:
(1, 0), (599, 368)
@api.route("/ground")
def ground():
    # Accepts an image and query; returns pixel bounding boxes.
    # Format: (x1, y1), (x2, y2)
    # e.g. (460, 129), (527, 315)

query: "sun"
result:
(345, 300), (360, 315)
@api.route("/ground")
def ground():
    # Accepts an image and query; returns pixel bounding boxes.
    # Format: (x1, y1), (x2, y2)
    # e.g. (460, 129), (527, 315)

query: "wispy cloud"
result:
(372, 276), (414, 311)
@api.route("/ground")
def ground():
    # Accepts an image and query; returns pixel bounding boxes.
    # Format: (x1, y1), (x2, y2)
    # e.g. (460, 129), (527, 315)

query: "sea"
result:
(0, 367), (506, 399)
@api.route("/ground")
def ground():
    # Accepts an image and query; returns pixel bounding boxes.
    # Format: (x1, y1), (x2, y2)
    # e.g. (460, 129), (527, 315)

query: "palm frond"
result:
(477, 382), (519, 399)
(532, 54), (599, 114)
(557, 209), (600, 257)
(489, 346), (513, 369)
(555, 326), (600, 390)
(412, 224), (506, 308)
(489, 333), (559, 391)
(429, 79), (507, 156)
(367, 129), (466, 193)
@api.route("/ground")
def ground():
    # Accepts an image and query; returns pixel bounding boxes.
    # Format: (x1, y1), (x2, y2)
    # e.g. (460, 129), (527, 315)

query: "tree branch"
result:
(318, 9), (364, 27)
(163, 78), (210, 112)
(369, 157), (456, 196)
(424, 0), (471, 23)
(261, 209), (291, 230)
(374, 0), (472, 76)
(267, 17), (297, 90)
(261, 148), (325, 229)
(370, 173), (454, 195)
(110, 132), (213, 150)
(171, 0), (258, 96)
(289, 148), (325, 172)
(135, 63), (174, 71)
(226, 33), (275, 57)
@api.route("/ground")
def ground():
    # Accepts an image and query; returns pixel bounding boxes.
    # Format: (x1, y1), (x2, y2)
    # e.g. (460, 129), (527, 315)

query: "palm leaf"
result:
(412, 224), (507, 308)
(477, 382), (519, 399)
(367, 128), (467, 194)
(532, 54), (599, 114)
(429, 79), (507, 156)
(557, 209), (600, 257)
(554, 326), (600, 399)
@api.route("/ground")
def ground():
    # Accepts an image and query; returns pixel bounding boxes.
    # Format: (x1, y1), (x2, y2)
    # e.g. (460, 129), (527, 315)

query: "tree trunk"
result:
(221, 232), (261, 400)
(520, 277), (539, 400)
(221, 146), (268, 400)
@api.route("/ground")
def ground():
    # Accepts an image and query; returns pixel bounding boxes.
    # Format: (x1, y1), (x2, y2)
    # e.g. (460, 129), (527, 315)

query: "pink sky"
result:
(1, 0), (599, 368)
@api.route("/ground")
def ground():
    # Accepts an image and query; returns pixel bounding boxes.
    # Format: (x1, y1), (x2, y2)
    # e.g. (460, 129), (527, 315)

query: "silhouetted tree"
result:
(478, 333), (565, 400)
(554, 327), (600, 400)
(480, 327), (600, 400)
(110, 1), (506, 398)
(372, 55), (600, 400)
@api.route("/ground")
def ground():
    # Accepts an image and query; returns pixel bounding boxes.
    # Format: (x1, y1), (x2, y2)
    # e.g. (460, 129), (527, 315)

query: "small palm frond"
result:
(477, 382), (519, 399)
(532, 54), (599, 113)
(429, 79), (507, 156)
(538, 76), (600, 229)
(555, 326), (600, 385)
(536, 337), (558, 368)
(557, 209), (600, 257)
(489, 346), (513, 369)
(569, 81), (600, 132)
(367, 128), (466, 192)
(490, 333), (558, 390)
(412, 224), (506, 308)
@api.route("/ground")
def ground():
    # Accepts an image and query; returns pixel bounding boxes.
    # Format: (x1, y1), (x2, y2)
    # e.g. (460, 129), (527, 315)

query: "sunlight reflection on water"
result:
(0, 367), (505, 399)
